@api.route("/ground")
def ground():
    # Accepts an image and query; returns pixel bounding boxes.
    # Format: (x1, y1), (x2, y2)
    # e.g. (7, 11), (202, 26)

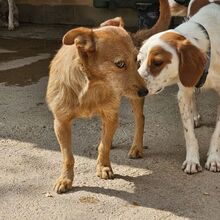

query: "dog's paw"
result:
(8, 25), (15, 31)
(205, 153), (220, 172)
(96, 164), (114, 179)
(182, 160), (202, 174)
(128, 146), (143, 159)
(54, 177), (73, 194)
(193, 114), (201, 128)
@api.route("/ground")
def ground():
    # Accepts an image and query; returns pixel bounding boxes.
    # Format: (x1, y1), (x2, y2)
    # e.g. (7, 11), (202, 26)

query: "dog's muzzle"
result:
(137, 88), (149, 97)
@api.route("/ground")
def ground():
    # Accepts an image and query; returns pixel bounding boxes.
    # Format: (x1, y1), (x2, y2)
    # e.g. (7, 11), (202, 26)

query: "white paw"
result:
(96, 164), (114, 179)
(54, 176), (73, 194)
(182, 160), (202, 174)
(205, 153), (220, 172)
(8, 24), (15, 31)
(193, 114), (201, 128)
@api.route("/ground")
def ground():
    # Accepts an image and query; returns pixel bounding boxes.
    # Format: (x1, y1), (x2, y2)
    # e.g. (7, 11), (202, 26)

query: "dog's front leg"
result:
(192, 91), (201, 128)
(178, 88), (202, 174)
(128, 97), (145, 159)
(96, 113), (118, 179)
(8, 0), (14, 30)
(205, 104), (220, 172)
(54, 118), (74, 193)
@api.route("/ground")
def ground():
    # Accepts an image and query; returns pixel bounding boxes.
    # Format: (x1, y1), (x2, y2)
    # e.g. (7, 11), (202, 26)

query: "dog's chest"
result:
(75, 89), (119, 118)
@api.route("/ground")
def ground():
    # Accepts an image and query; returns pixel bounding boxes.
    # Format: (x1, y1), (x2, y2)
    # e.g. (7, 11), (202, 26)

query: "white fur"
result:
(139, 3), (220, 173)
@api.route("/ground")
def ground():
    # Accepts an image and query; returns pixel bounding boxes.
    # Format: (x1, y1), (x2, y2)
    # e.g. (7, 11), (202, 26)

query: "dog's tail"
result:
(132, 0), (171, 49)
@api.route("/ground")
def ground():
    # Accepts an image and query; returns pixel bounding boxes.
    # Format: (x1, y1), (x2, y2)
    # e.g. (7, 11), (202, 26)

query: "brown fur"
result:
(170, 2), (188, 16)
(46, 25), (148, 193)
(147, 46), (172, 77)
(160, 32), (207, 87)
(100, 0), (172, 159)
(189, 0), (220, 16)
(100, 16), (124, 28)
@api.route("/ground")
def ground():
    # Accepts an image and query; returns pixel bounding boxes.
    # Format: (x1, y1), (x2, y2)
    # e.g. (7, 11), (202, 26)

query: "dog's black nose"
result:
(138, 88), (148, 97)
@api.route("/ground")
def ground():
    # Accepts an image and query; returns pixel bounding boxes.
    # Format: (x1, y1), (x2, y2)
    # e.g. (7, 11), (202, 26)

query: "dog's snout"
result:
(137, 88), (148, 97)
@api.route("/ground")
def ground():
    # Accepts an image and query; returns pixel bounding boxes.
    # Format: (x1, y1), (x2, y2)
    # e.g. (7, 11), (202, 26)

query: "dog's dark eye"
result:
(115, 60), (126, 68)
(152, 59), (163, 67)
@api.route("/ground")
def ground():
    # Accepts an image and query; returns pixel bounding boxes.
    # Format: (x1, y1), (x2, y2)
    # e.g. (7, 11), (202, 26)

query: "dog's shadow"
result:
(64, 167), (219, 219)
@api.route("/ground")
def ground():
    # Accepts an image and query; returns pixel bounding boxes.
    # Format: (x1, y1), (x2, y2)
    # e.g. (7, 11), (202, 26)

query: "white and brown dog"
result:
(138, 3), (220, 174)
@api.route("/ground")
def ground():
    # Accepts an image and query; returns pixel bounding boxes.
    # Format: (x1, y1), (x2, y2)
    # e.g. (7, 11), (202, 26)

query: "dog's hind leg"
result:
(53, 118), (74, 193)
(205, 104), (220, 172)
(8, 0), (14, 30)
(96, 112), (118, 179)
(128, 98), (145, 159)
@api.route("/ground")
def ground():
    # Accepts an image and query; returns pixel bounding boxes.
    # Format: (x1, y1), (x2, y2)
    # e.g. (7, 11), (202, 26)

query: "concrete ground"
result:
(0, 25), (220, 220)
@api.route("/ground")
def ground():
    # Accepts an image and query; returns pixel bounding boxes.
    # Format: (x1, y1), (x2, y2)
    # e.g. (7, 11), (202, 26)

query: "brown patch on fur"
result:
(47, 25), (148, 193)
(160, 32), (207, 87)
(189, 0), (220, 16)
(170, 2), (188, 16)
(147, 46), (172, 77)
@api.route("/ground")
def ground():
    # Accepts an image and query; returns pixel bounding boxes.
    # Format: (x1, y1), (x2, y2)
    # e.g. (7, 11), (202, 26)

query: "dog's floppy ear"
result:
(63, 27), (95, 53)
(100, 17), (125, 28)
(178, 40), (206, 87)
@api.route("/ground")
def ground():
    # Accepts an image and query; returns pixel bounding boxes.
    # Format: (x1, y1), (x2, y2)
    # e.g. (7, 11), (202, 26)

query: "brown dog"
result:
(46, 25), (148, 193)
